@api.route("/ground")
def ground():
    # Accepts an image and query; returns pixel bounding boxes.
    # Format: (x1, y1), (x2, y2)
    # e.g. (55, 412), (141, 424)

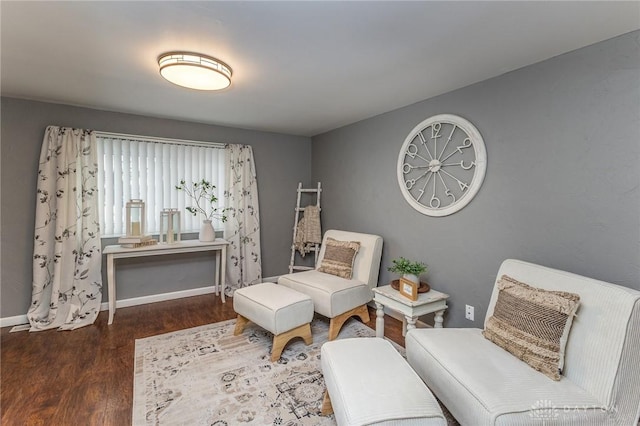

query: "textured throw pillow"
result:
(482, 275), (580, 381)
(317, 237), (360, 279)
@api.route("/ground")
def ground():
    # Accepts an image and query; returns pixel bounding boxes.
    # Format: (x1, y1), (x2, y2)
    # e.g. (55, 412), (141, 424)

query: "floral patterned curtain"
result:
(29, 126), (102, 331)
(223, 144), (262, 295)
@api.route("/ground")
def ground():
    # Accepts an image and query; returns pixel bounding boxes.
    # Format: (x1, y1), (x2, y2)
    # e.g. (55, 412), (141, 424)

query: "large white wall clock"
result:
(397, 114), (487, 217)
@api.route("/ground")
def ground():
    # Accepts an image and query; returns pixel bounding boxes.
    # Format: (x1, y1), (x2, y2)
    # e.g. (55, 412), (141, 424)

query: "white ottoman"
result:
(321, 338), (446, 426)
(233, 282), (314, 362)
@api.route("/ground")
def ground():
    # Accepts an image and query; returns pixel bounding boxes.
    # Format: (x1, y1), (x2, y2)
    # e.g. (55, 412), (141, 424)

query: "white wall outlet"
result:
(465, 304), (475, 321)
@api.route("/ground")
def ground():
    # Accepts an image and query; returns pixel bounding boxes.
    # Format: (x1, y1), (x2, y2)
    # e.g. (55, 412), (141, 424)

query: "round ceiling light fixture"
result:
(158, 52), (232, 91)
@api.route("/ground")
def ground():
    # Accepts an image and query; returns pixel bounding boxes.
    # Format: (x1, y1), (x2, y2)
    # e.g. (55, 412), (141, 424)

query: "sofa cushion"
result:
(482, 275), (580, 380)
(406, 328), (606, 425)
(317, 237), (360, 279)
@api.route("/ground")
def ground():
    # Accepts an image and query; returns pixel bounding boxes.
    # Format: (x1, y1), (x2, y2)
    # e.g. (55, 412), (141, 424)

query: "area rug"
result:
(133, 317), (458, 425)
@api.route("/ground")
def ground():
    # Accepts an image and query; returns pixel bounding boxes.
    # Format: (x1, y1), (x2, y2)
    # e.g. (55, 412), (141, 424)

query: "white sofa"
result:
(406, 259), (640, 425)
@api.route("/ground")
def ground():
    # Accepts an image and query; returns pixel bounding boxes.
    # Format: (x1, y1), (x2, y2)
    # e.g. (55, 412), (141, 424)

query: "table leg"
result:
(434, 309), (445, 328)
(375, 302), (385, 338)
(405, 315), (417, 335)
(107, 254), (116, 325)
(220, 245), (227, 303)
(214, 250), (220, 297)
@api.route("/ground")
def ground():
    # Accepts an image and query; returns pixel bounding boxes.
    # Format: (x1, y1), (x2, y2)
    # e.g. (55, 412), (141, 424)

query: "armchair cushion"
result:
(317, 237), (360, 279)
(482, 274), (581, 380)
(278, 270), (370, 318)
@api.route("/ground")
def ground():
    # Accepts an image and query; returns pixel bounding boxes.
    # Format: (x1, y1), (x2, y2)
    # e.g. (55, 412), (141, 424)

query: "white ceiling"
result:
(2, 1), (639, 137)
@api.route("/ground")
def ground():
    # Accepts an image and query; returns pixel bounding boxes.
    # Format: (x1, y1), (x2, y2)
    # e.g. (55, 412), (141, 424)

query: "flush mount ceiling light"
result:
(158, 52), (232, 91)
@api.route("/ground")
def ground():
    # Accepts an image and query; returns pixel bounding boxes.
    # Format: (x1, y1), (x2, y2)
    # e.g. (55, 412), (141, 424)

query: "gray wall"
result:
(312, 31), (640, 328)
(1, 98), (311, 318)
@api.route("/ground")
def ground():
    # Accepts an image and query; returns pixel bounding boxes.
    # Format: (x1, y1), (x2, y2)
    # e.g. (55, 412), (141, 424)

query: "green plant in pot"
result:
(388, 257), (427, 285)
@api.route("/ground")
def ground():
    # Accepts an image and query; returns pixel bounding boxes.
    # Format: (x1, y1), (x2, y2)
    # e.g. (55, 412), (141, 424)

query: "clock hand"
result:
(429, 172), (440, 208)
(440, 161), (476, 169)
(437, 124), (457, 161)
(417, 132), (435, 161)
(440, 169), (470, 191)
(436, 172), (456, 203)
(416, 172), (434, 202)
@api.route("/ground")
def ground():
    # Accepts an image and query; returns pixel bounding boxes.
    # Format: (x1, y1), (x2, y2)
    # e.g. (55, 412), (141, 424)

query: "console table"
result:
(103, 239), (229, 325)
(372, 284), (449, 338)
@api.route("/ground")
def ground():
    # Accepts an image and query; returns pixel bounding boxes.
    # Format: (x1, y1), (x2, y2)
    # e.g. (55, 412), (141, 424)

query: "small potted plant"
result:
(176, 179), (229, 242)
(388, 257), (428, 285)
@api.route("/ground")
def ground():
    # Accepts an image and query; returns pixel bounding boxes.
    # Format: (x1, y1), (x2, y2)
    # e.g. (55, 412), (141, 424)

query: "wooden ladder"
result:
(289, 182), (322, 274)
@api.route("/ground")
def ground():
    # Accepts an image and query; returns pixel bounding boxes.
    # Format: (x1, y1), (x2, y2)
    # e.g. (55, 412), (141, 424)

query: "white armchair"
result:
(278, 230), (383, 340)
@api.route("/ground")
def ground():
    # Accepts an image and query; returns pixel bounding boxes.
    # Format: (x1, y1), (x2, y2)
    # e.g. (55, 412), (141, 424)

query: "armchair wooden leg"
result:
(271, 323), (313, 362)
(328, 304), (370, 341)
(234, 314), (250, 335)
(321, 390), (334, 416)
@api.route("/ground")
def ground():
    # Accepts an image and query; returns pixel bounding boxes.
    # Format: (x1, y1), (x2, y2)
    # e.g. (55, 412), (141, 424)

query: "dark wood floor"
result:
(1, 294), (404, 425)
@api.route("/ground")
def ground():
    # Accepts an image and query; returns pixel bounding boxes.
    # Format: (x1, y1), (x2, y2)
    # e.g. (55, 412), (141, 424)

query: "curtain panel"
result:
(224, 144), (262, 294)
(29, 126), (102, 331)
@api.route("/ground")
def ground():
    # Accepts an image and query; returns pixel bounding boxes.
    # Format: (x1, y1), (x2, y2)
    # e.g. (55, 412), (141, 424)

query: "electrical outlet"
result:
(465, 304), (475, 321)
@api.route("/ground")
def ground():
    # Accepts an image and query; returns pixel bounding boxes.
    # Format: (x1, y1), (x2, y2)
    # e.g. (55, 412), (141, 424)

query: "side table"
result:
(372, 284), (449, 338)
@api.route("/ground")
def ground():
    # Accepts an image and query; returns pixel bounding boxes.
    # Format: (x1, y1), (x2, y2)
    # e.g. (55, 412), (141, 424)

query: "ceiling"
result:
(2, 1), (639, 137)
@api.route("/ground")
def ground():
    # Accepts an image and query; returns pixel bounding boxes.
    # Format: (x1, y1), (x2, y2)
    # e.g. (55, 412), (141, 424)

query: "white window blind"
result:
(96, 133), (226, 236)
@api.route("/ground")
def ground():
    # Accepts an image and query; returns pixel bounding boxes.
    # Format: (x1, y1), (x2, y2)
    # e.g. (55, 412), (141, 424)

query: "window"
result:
(96, 133), (226, 237)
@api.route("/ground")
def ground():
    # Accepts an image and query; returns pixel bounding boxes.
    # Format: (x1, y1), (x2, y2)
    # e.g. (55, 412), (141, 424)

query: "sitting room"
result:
(1, 2), (639, 425)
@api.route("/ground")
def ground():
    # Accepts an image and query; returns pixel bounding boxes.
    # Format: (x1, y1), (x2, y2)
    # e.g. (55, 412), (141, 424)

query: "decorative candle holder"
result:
(125, 199), (145, 237)
(159, 208), (181, 244)
(118, 199), (153, 247)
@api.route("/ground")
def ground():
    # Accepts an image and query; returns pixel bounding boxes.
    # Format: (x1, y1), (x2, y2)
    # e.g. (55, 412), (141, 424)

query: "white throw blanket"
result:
(294, 205), (321, 257)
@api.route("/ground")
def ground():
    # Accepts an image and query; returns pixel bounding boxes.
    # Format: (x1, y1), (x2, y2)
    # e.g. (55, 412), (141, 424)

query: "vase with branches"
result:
(176, 179), (228, 241)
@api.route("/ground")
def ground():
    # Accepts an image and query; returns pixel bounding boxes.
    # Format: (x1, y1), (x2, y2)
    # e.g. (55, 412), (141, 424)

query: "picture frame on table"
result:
(398, 277), (418, 301)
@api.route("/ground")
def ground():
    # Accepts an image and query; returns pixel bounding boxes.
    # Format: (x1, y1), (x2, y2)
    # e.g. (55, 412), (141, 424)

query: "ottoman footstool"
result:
(233, 282), (314, 362)
(321, 338), (446, 425)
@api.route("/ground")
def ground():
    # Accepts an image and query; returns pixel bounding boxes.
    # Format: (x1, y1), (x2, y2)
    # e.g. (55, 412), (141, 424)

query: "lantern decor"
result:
(118, 199), (153, 247)
(126, 199), (145, 236)
(159, 208), (181, 244)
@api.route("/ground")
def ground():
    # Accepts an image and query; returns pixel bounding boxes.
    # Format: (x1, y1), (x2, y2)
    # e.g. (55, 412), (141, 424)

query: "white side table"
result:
(372, 284), (449, 338)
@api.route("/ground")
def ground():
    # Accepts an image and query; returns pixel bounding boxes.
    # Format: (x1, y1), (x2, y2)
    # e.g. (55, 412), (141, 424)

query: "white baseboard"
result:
(1, 314), (29, 328)
(1, 286), (219, 329)
(99, 286), (218, 311)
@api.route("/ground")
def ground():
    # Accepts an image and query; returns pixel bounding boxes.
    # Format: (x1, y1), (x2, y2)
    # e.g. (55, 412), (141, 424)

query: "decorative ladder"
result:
(289, 182), (322, 274)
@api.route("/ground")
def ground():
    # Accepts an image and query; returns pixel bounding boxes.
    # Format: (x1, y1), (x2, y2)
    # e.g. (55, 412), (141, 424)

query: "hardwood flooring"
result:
(1, 294), (404, 425)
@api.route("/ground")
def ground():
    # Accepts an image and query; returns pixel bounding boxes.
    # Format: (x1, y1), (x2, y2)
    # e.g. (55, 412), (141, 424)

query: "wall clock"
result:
(397, 114), (487, 217)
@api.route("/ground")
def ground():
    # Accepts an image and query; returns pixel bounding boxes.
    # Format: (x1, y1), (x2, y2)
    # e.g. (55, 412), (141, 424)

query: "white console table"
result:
(103, 239), (229, 325)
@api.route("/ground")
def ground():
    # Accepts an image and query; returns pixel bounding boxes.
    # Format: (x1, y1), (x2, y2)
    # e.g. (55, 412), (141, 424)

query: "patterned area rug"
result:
(133, 317), (459, 425)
